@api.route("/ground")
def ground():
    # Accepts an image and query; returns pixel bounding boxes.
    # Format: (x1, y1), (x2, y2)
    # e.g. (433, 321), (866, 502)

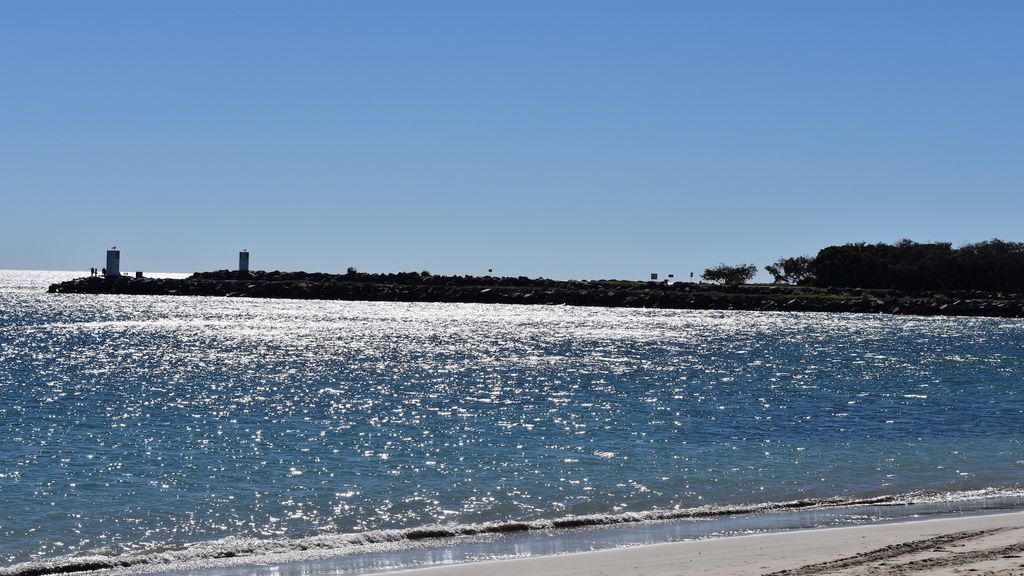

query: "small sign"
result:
(650, 273), (658, 280)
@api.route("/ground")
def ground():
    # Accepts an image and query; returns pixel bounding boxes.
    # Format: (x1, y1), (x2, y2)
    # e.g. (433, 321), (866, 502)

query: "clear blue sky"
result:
(3, 1), (1022, 280)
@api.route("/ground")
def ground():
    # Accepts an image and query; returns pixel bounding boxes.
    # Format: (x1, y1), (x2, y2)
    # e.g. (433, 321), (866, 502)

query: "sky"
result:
(2, 1), (1022, 280)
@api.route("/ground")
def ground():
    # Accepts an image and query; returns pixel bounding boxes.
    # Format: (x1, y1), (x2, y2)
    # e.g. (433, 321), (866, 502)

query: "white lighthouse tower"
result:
(105, 247), (121, 277)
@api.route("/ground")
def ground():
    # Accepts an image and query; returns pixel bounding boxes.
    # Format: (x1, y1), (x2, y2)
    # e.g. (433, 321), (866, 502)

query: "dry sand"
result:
(385, 511), (1024, 576)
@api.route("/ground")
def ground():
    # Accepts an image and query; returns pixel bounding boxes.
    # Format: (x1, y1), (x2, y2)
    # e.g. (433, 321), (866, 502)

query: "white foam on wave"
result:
(5, 486), (1024, 576)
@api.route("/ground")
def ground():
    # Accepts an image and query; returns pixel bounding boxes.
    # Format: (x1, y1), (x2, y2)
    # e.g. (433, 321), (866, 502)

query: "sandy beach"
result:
(386, 511), (1024, 576)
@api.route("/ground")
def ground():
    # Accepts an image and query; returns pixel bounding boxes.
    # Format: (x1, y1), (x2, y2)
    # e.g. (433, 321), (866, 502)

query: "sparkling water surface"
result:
(2, 270), (1023, 572)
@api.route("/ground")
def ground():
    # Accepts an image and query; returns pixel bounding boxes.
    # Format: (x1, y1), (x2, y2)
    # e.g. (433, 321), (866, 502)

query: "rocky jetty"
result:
(47, 270), (1024, 318)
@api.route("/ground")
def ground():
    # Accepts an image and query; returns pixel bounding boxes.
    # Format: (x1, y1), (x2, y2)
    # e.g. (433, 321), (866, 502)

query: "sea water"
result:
(2, 270), (1023, 575)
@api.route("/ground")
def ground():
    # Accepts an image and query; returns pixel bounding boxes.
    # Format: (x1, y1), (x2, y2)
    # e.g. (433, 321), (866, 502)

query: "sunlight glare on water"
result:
(2, 270), (1023, 568)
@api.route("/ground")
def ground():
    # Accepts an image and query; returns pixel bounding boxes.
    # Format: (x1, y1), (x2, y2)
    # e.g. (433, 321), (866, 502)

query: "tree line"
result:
(701, 239), (1024, 291)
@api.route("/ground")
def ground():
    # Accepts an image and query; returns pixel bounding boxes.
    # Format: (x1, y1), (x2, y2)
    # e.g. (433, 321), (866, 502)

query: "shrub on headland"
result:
(764, 256), (814, 285)
(792, 239), (1024, 291)
(701, 263), (757, 285)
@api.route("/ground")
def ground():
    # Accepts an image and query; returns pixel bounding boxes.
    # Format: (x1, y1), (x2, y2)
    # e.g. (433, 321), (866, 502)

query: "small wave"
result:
(5, 486), (1024, 576)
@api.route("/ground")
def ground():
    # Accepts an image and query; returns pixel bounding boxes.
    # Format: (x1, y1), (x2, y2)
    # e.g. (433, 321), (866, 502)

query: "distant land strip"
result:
(47, 270), (1024, 318)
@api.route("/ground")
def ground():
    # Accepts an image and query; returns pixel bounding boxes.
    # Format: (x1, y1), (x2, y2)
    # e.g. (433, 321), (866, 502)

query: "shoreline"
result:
(382, 510), (1024, 576)
(7, 491), (1024, 576)
(47, 270), (1024, 318)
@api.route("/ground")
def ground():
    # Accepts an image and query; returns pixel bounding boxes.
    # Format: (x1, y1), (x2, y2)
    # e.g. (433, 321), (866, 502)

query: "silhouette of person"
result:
(101, 267), (106, 276)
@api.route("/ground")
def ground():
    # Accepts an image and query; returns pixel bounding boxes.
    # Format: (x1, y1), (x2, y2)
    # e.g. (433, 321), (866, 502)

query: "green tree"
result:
(764, 256), (814, 284)
(701, 263), (757, 285)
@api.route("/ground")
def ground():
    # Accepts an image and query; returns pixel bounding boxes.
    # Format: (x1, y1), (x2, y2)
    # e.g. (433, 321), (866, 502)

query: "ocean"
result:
(2, 269), (1023, 576)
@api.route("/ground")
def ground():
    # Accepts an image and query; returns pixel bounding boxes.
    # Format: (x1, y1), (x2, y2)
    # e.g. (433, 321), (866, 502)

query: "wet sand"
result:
(384, 511), (1024, 576)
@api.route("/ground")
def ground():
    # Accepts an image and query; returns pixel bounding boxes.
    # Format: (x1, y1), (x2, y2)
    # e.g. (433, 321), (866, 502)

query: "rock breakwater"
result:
(47, 270), (1024, 318)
